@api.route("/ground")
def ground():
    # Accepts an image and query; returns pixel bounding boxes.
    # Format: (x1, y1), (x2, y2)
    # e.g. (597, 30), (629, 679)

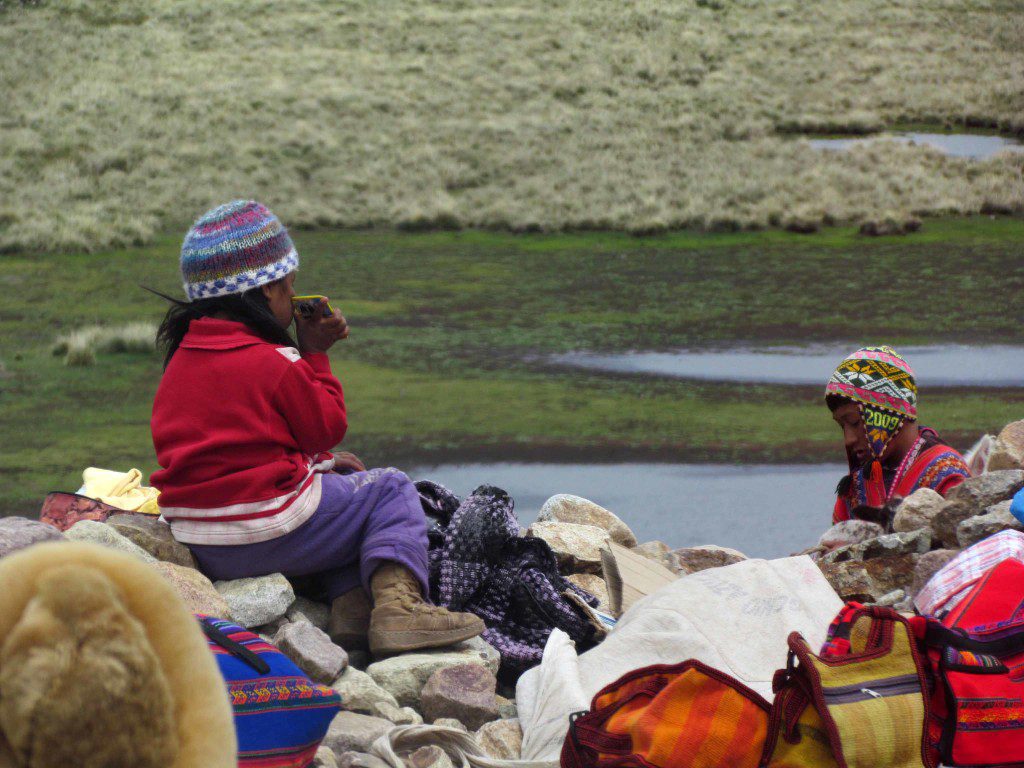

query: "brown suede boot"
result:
(368, 563), (485, 655)
(328, 587), (372, 651)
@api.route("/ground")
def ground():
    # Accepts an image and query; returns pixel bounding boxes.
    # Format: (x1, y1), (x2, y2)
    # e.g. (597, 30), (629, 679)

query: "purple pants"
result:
(188, 468), (429, 602)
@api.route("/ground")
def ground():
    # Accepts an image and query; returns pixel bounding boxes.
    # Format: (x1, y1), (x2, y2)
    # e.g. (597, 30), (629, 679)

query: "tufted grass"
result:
(1, 0), (1023, 252)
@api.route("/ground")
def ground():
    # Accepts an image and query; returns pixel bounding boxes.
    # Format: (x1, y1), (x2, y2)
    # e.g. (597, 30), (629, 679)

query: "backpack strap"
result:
(925, 621), (1024, 657)
(200, 617), (271, 674)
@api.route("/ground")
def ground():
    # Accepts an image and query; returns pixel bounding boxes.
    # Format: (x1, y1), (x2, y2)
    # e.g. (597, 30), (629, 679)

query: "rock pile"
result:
(0, 493), (648, 765)
(815, 468), (1024, 611)
(3, 418), (1021, 765)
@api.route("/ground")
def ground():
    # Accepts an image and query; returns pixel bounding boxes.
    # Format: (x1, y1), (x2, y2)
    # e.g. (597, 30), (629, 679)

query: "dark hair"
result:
(149, 283), (295, 368)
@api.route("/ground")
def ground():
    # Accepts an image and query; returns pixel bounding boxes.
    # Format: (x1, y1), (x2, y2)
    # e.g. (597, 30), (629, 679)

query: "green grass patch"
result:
(1, 220), (1022, 514)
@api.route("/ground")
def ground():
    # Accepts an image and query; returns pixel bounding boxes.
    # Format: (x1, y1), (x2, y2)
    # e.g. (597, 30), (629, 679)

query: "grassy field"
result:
(1, 217), (1022, 515)
(2, 1), (1024, 252)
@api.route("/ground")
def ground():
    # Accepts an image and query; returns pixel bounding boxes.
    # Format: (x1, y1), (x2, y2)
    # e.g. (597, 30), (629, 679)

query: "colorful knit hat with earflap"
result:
(826, 345), (917, 460)
(180, 200), (298, 301)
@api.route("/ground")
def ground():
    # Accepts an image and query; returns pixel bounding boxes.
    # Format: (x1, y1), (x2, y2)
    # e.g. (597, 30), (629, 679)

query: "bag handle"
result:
(925, 621), (1024, 656)
(200, 617), (271, 674)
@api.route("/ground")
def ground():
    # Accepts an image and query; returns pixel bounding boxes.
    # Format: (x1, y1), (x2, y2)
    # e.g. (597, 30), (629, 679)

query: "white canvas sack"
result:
(516, 555), (842, 761)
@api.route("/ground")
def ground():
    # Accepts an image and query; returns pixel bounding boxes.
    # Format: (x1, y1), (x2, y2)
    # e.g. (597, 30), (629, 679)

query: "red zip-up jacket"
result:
(151, 318), (346, 545)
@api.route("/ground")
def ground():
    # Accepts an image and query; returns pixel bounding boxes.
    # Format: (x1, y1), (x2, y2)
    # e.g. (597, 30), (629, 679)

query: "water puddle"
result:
(808, 133), (1024, 160)
(409, 461), (846, 559)
(552, 344), (1024, 387)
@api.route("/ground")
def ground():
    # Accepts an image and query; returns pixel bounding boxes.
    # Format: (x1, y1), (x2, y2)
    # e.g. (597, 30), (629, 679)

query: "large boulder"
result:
(65, 519), (156, 562)
(215, 573), (295, 628)
(420, 663), (499, 731)
(536, 494), (637, 548)
(275, 620), (348, 684)
(366, 640), (499, 710)
(909, 549), (960, 600)
(946, 470), (1024, 511)
(331, 666), (401, 715)
(151, 561), (231, 618)
(893, 489), (949, 533)
(474, 719), (523, 759)
(957, 501), (1024, 548)
(336, 753), (391, 768)
(821, 529), (931, 564)
(105, 513), (196, 567)
(673, 545), (747, 573)
(931, 501), (980, 550)
(988, 420), (1024, 471)
(567, 573), (611, 612)
(322, 712), (393, 757)
(0, 516), (64, 558)
(818, 520), (885, 550)
(819, 554), (919, 602)
(525, 521), (609, 574)
(313, 747), (340, 768)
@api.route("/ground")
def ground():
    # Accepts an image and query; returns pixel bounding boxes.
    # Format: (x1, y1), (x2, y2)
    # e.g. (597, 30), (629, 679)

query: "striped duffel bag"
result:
(763, 603), (935, 768)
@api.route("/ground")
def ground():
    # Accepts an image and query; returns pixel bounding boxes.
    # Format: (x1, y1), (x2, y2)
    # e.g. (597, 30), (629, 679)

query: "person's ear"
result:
(260, 282), (275, 302)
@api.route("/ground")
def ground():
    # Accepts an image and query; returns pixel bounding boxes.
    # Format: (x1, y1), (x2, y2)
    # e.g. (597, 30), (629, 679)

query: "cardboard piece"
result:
(600, 542), (677, 617)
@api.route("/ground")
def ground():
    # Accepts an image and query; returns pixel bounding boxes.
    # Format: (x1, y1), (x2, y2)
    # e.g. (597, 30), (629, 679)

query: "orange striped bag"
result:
(560, 660), (771, 768)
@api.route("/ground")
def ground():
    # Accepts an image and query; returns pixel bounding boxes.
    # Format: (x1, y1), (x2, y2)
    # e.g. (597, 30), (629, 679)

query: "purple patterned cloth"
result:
(421, 483), (598, 679)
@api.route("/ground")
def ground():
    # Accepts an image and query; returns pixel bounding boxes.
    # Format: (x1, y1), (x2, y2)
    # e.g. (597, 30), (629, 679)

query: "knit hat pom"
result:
(180, 200), (298, 302)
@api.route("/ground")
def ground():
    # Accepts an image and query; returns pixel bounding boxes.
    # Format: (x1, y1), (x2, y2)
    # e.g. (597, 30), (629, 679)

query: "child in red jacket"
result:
(150, 200), (482, 654)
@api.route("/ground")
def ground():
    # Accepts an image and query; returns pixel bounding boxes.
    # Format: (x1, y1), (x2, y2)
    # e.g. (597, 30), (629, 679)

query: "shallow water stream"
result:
(808, 132), (1024, 159)
(552, 344), (1024, 387)
(408, 461), (847, 559)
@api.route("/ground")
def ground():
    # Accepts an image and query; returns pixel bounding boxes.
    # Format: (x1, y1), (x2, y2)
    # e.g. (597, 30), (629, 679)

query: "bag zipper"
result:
(821, 673), (920, 705)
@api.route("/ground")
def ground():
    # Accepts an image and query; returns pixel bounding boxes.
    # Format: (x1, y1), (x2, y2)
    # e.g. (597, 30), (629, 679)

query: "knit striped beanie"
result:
(180, 200), (298, 301)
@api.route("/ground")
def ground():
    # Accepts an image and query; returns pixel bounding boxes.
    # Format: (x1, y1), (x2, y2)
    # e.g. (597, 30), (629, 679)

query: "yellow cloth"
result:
(81, 467), (160, 515)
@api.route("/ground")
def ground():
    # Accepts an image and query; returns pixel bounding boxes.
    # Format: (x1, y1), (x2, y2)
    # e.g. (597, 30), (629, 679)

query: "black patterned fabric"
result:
(417, 482), (598, 679)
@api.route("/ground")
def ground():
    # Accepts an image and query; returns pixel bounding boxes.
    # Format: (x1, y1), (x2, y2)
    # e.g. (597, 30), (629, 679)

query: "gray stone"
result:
(336, 752), (392, 768)
(215, 573), (295, 628)
(873, 589), (906, 607)
(909, 549), (961, 601)
(821, 529), (931, 564)
(288, 596), (332, 632)
(105, 513), (196, 567)
(459, 636), (501, 673)
(366, 640), (498, 709)
(957, 500), (1024, 548)
(526, 521), (609, 574)
(818, 520), (885, 550)
(496, 695), (518, 720)
(314, 747), (340, 768)
(474, 718), (522, 760)
(322, 712), (393, 757)
(331, 666), (401, 715)
(567, 573), (611, 612)
(893, 488), (949, 533)
(65, 519), (156, 562)
(931, 500), (979, 549)
(819, 554), (919, 602)
(946, 470), (1024, 510)
(151, 561), (231, 618)
(0, 516), (64, 559)
(988, 420), (1024, 471)
(673, 545), (747, 573)
(370, 701), (422, 725)
(409, 746), (455, 768)
(421, 663), (499, 731)
(536, 494), (637, 548)
(434, 718), (467, 732)
(275, 619), (348, 684)
(254, 616), (291, 636)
